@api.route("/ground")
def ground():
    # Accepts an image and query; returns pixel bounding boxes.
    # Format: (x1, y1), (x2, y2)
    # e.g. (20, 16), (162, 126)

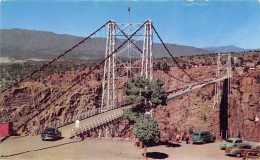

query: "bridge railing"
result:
(166, 78), (216, 93)
(69, 110), (123, 138)
(33, 101), (127, 136)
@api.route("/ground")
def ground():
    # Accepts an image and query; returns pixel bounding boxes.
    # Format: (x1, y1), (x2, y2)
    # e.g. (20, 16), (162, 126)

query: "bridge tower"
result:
(213, 53), (232, 108)
(101, 20), (154, 112)
(141, 20), (153, 81)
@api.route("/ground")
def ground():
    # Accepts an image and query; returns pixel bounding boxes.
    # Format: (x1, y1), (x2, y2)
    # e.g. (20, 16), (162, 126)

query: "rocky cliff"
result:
(0, 63), (259, 142)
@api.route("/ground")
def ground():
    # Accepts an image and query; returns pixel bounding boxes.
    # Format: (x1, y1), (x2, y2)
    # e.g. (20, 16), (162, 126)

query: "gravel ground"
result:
(0, 136), (246, 160)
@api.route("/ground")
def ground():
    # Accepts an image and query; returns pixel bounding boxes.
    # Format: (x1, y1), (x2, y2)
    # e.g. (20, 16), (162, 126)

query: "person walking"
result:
(186, 133), (190, 144)
(176, 133), (181, 142)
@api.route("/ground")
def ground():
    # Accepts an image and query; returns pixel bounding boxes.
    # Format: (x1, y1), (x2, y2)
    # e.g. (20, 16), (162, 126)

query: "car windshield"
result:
(193, 133), (200, 136)
(43, 128), (56, 134)
(226, 139), (233, 143)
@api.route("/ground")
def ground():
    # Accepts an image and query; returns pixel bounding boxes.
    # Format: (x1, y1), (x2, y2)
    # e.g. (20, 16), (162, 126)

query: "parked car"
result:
(41, 127), (62, 141)
(191, 130), (216, 144)
(243, 150), (260, 160)
(225, 145), (252, 157)
(220, 138), (249, 150)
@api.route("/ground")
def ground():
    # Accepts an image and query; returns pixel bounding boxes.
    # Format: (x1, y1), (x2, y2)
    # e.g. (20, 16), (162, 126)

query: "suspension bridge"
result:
(0, 20), (232, 140)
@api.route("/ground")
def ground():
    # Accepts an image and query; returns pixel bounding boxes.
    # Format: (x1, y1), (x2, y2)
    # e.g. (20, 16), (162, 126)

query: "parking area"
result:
(0, 136), (258, 160)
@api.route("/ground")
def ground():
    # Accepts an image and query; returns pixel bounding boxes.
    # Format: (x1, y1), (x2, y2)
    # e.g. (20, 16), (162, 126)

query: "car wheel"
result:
(42, 139), (45, 141)
(235, 153), (241, 157)
(203, 140), (206, 144)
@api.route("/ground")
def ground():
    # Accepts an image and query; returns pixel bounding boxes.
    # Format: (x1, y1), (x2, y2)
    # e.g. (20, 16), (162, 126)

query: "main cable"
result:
(11, 20), (148, 132)
(115, 23), (193, 83)
(152, 25), (199, 82)
(0, 20), (112, 94)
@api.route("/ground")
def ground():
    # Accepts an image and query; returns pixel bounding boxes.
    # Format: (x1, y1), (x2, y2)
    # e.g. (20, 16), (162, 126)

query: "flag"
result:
(128, 7), (130, 12)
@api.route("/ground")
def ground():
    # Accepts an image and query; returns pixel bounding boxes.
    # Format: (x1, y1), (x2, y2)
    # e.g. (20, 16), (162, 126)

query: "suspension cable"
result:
(0, 20), (112, 94)
(152, 25), (199, 82)
(11, 20), (147, 132)
(115, 23), (192, 83)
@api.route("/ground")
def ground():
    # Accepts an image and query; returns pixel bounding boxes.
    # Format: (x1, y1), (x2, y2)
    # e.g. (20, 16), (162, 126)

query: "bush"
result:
(95, 73), (101, 81)
(134, 114), (160, 146)
(243, 66), (249, 73)
(189, 127), (193, 134)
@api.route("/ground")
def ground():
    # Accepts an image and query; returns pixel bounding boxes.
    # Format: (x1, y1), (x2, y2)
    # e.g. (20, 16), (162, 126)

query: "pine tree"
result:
(134, 114), (160, 158)
(123, 76), (167, 158)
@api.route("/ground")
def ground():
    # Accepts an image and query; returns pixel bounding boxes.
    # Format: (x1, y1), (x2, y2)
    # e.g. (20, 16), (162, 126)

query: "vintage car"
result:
(191, 130), (216, 144)
(243, 150), (260, 160)
(41, 127), (62, 141)
(220, 138), (249, 150)
(225, 145), (252, 157)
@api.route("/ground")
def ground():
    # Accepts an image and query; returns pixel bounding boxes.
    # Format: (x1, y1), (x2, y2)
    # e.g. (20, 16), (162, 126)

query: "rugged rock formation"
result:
(0, 62), (259, 142)
(0, 68), (103, 135)
(155, 69), (260, 142)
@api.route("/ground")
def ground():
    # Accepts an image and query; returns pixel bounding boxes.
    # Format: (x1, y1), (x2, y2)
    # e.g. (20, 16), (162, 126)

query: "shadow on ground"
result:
(146, 152), (168, 159)
(42, 137), (64, 141)
(159, 141), (182, 148)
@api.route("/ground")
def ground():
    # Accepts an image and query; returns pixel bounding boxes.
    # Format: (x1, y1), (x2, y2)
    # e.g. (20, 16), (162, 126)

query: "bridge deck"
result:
(167, 76), (228, 100)
(56, 77), (228, 137)
(59, 106), (129, 137)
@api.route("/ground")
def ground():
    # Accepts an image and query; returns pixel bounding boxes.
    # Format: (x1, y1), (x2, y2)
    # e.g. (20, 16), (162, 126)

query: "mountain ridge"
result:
(203, 45), (250, 53)
(1, 28), (212, 61)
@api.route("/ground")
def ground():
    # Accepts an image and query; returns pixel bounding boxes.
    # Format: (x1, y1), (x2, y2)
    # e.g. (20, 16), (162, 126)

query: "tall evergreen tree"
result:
(123, 76), (167, 158)
(134, 114), (160, 158)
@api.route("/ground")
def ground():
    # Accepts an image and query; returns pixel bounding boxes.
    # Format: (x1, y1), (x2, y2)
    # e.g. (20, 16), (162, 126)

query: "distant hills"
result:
(0, 29), (251, 62)
(0, 28), (211, 61)
(203, 45), (249, 53)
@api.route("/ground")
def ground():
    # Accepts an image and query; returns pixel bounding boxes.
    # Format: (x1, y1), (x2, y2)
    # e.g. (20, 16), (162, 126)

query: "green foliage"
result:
(154, 62), (161, 71)
(0, 60), (93, 90)
(191, 62), (197, 66)
(182, 63), (186, 69)
(252, 54), (258, 59)
(125, 77), (167, 114)
(189, 127), (194, 134)
(202, 114), (207, 122)
(134, 114), (160, 146)
(175, 57), (184, 63)
(243, 66), (249, 73)
(123, 108), (139, 124)
(95, 73), (101, 81)
(162, 62), (170, 72)
(231, 57), (234, 65)
(238, 57), (244, 65)
(232, 67), (238, 74)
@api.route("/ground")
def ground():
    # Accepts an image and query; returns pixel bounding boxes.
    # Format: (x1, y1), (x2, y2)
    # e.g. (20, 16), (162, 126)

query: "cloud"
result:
(187, 0), (194, 2)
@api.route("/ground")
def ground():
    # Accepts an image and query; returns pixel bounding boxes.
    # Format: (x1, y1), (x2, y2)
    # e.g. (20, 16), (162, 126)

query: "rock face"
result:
(0, 63), (259, 142)
(154, 70), (260, 142)
(155, 84), (220, 142)
(228, 73), (260, 141)
(0, 68), (103, 135)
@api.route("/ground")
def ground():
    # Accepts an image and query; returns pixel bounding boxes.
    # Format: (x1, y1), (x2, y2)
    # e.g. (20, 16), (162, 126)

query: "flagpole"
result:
(128, 7), (131, 77)
(128, 7), (130, 25)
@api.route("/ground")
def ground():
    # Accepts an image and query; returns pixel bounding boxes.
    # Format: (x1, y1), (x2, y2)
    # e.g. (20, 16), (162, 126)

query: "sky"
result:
(1, 0), (260, 49)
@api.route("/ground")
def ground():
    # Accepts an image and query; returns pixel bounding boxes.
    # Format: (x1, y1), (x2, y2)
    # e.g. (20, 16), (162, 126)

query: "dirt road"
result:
(0, 135), (245, 160)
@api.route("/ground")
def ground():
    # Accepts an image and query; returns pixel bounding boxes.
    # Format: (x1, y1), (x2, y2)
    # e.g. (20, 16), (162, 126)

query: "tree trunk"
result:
(144, 145), (147, 160)
(140, 141), (143, 148)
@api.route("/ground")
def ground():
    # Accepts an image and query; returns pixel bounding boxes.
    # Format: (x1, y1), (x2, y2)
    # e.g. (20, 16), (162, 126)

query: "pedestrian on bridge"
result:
(75, 120), (80, 129)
